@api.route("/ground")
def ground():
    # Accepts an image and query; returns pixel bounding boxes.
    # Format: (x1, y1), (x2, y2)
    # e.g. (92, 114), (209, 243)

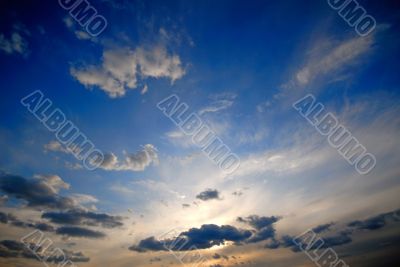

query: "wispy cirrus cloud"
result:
(199, 93), (237, 115)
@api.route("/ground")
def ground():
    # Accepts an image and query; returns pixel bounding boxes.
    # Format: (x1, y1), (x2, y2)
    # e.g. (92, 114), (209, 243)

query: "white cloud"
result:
(100, 144), (159, 171)
(44, 140), (70, 154)
(74, 30), (91, 40)
(65, 161), (83, 170)
(71, 47), (138, 98)
(135, 46), (185, 82)
(140, 84), (148, 95)
(70, 193), (99, 204)
(71, 45), (185, 98)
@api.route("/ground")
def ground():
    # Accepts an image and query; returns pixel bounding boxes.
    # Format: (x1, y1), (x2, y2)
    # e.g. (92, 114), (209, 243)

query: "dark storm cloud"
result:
(0, 211), (55, 232)
(130, 224), (252, 252)
(318, 232), (352, 248)
(56, 226), (106, 239)
(246, 226), (276, 243)
(281, 231), (353, 253)
(0, 239), (89, 262)
(212, 253), (229, 260)
(0, 211), (16, 224)
(131, 209), (400, 254)
(130, 215), (283, 253)
(10, 220), (55, 232)
(237, 215), (281, 243)
(237, 215), (280, 230)
(272, 229), (353, 252)
(268, 209), (400, 252)
(264, 238), (280, 249)
(42, 209), (124, 228)
(129, 237), (167, 252)
(312, 222), (335, 234)
(347, 209), (400, 231)
(196, 189), (221, 201)
(0, 174), (76, 210)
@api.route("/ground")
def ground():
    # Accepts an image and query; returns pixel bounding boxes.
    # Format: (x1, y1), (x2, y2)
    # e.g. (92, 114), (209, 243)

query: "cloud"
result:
(256, 100), (271, 113)
(63, 16), (74, 29)
(0, 211), (55, 232)
(237, 215), (281, 244)
(135, 46), (185, 81)
(269, 209), (400, 252)
(282, 231), (352, 252)
(70, 44), (185, 98)
(281, 34), (374, 91)
(196, 189), (221, 201)
(42, 209), (123, 228)
(348, 209), (400, 231)
(199, 93), (236, 115)
(0, 212), (15, 224)
(129, 237), (167, 252)
(0, 24), (30, 56)
(11, 220), (55, 232)
(71, 47), (137, 98)
(33, 174), (70, 192)
(63, 16), (95, 42)
(99, 144), (158, 171)
(131, 215), (281, 252)
(70, 193), (99, 205)
(0, 239), (89, 262)
(232, 191), (243, 197)
(212, 253), (229, 260)
(44, 141), (70, 154)
(0, 173), (76, 210)
(140, 84), (148, 95)
(312, 222), (335, 234)
(0, 195), (8, 206)
(56, 226), (106, 239)
(130, 224), (252, 252)
(237, 215), (280, 231)
(75, 30), (91, 40)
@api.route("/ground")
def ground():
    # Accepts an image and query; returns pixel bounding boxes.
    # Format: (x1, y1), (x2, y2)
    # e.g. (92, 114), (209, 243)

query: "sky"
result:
(0, 0), (400, 266)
